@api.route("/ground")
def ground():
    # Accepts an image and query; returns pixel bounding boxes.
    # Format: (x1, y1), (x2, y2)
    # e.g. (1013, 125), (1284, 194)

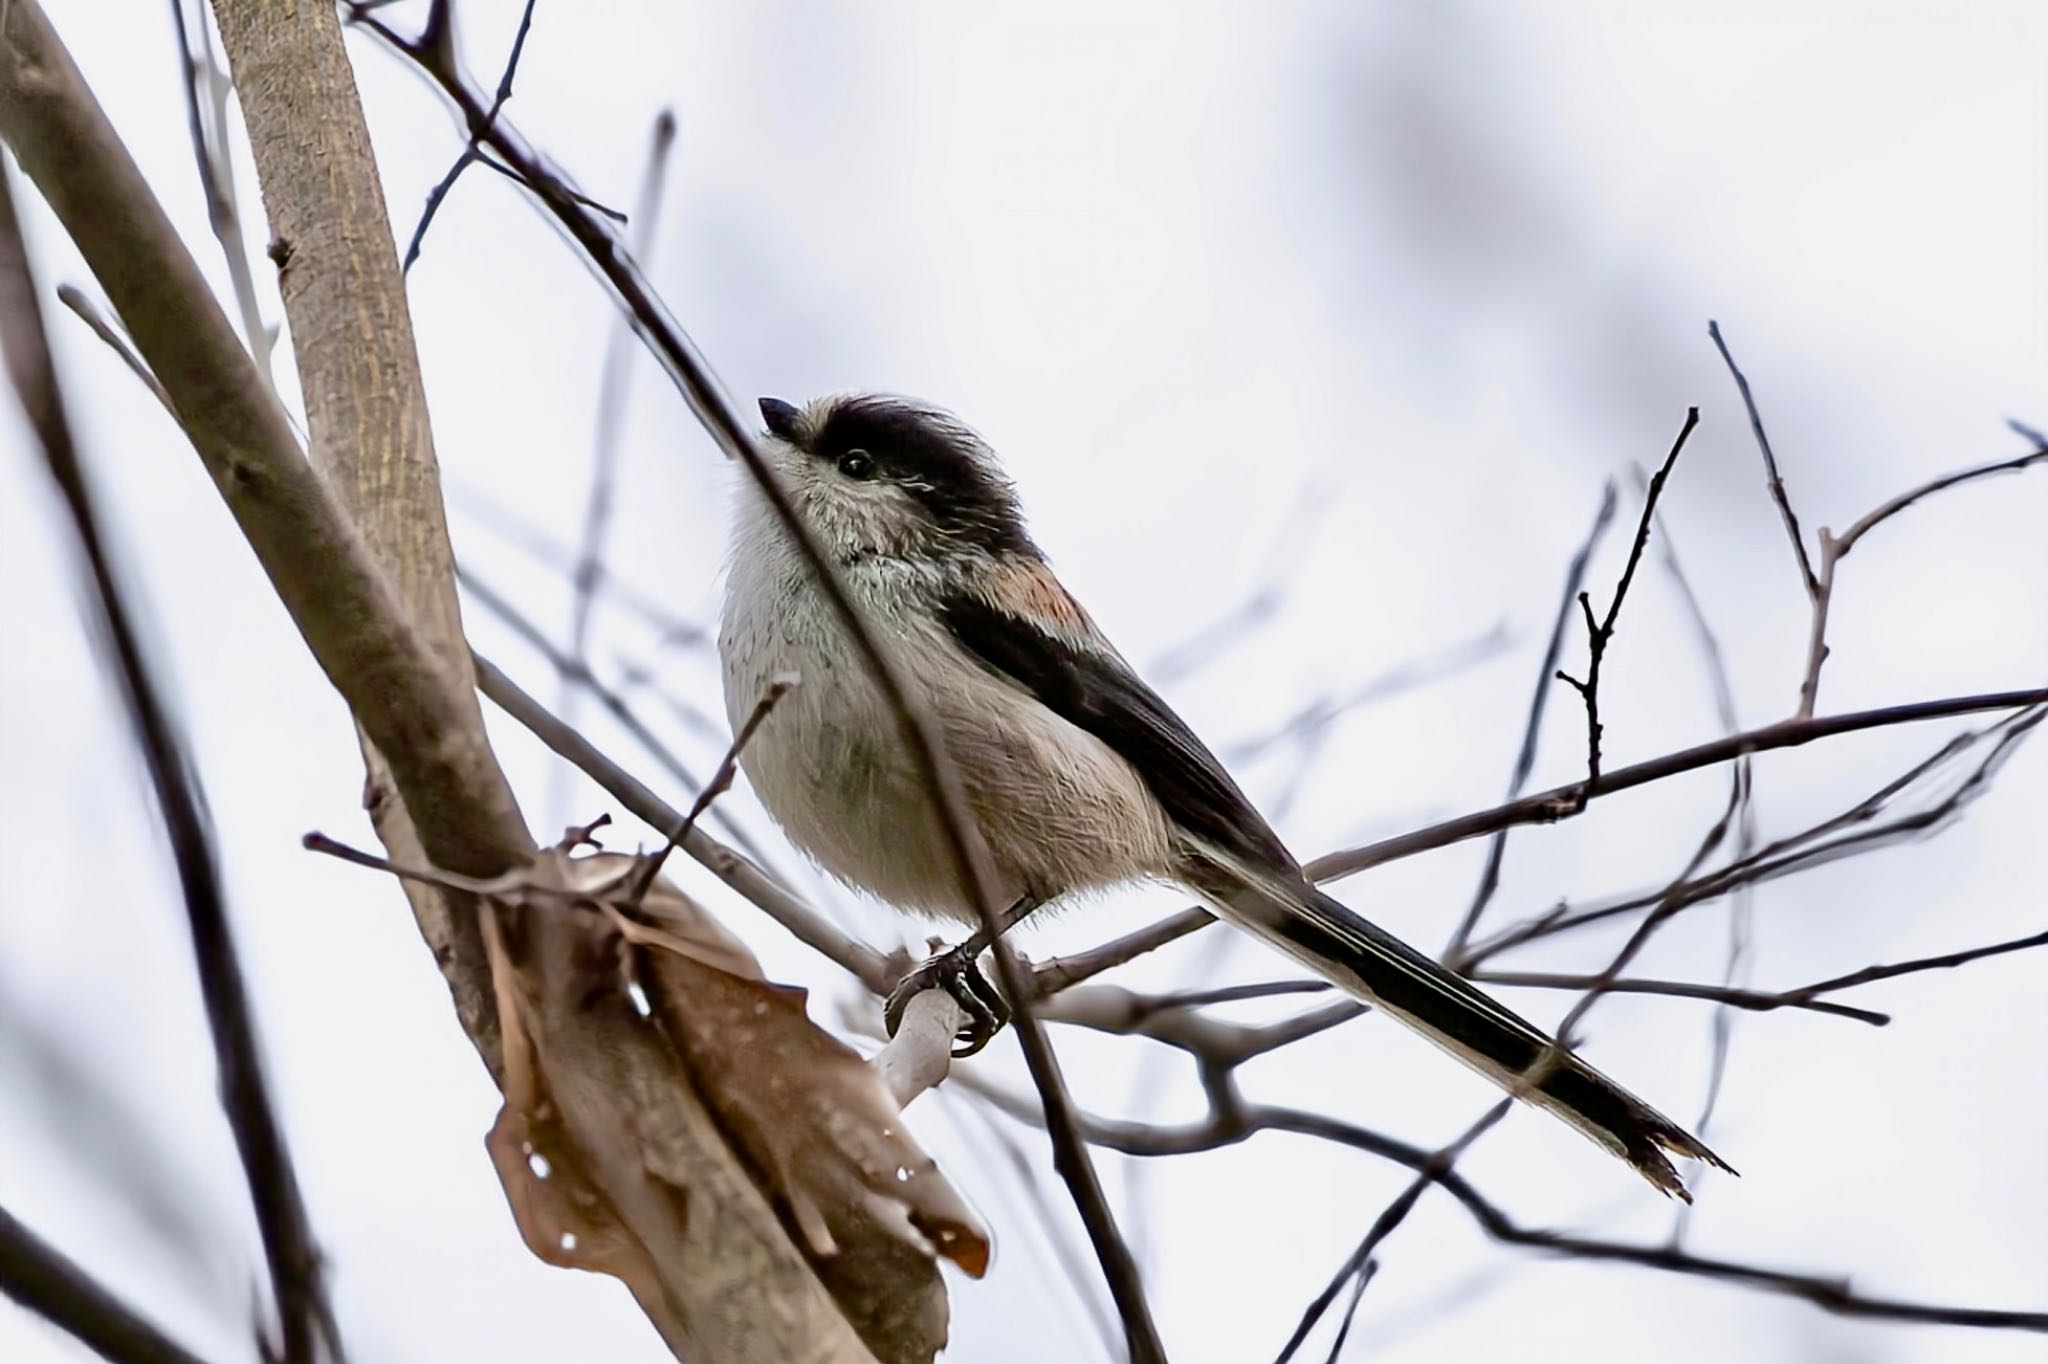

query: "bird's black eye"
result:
(837, 449), (875, 480)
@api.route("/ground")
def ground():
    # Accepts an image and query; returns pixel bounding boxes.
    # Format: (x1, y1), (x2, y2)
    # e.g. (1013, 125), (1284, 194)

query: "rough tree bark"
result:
(212, 0), (513, 1071)
(0, 3), (975, 1359)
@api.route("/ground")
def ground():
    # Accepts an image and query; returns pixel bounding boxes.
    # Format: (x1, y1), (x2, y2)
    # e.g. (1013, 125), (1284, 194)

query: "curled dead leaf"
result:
(477, 841), (989, 1364)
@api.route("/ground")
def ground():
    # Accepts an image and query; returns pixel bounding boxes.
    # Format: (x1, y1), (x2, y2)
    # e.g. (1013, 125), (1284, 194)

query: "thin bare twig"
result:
(1307, 685), (2048, 884)
(166, 0), (272, 386)
(1029, 907), (1214, 999)
(0, 164), (342, 1364)
(968, 1083), (2048, 1333)
(1442, 482), (1617, 958)
(473, 653), (896, 993)
(560, 108), (677, 760)
(463, 147), (628, 220)
(1290, 811), (1737, 1348)
(1552, 408), (1701, 811)
(1464, 706), (2043, 964)
(1468, 972), (1885, 1024)
(625, 671), (796, 905)
(55, 284), (175, 412)
(1319, 1260), (1377, 1364)
(1835, 443), (2048, 557)
(1275, 1104), (1509, 1363)
(458, 565), (782, 873)
(1637, 478), (1756, 1191)
(1147, 487), (1327, 686)
(1774, 926), (2048, 1006)
(304, 832), (601, 901)
(1709, 319), (1818, 595)
(400, 0), (541, 273)
(448, 477), (713, 648)
(1042, 984), (1363, 1070)
(1712, 323), (2047, 719)
(1796, 440), (2048, 718)
(1220, 622), (1513, 767)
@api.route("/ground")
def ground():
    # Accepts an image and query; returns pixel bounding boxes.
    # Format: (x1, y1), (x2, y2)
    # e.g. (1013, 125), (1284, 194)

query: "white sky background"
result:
(3, 1), (2046, 1361)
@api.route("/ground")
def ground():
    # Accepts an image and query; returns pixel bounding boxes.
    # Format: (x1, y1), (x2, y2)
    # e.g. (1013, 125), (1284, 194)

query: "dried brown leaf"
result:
(479, 888), (671, 1305)
(481, 846), (986, 1364)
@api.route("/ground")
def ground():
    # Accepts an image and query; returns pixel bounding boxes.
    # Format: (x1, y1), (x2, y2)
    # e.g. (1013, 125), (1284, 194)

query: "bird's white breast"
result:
(719, 490), (1174, 921)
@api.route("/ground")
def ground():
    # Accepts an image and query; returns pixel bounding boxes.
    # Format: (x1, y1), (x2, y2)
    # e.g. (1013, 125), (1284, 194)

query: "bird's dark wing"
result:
(943, 584), (1730, 1197)
(938, 588), (1296, 872)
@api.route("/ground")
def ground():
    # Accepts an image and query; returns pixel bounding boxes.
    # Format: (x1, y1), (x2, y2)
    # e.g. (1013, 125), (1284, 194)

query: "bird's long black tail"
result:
(1193, 859), (1733, 1198)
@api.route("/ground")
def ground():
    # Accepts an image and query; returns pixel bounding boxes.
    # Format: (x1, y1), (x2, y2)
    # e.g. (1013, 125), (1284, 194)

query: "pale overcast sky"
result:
(3, 3), (2045, 1362)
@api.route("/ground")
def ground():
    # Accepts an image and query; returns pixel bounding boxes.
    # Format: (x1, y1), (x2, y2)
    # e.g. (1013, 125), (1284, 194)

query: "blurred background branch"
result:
(2, 2), (2045, 1363)
(0, 147), (335, 1364)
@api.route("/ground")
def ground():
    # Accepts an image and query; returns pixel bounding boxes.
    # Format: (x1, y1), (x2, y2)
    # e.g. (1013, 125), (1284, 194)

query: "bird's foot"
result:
(884, 942), (1010, 1058)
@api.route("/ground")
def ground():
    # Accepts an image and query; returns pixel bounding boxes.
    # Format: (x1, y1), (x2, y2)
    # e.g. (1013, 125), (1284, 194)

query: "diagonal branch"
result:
(0, 1202), (215, 1364)
(1307, 686), (2048, 884)
(166, 0), (272, 384)
(348, 12), (1164, 1355)
(1835, 442), (2048, 555)
(625, 672), (797, 905)
(966, 1084), (2048, 1334)
(1013, 683), (2048, 1007)
(1773, 926), (2048, 1007)
(1468, 972), (1886, 1024)
(0, 154), (342, 1364)
(558, 107), (677, 805)
(1638, 478), (1757, 1180)
(1709, 319), (1818, 595)
(56, 284), (174, 411)
(456, 564), (786, 874)
(1274, 1102), (1510, 1362)
(1461, 705), (2043, 964)
(1290, 787), (1746, 1345)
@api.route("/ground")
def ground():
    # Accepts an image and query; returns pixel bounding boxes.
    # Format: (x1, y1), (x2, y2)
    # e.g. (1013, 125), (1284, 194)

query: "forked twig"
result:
(1712, 321), (2048, 717)
(1443, 482), (1616, 958)
(1552, 407), (1701, 811)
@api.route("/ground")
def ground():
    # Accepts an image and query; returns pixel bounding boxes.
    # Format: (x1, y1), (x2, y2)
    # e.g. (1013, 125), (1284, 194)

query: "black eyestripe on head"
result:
(813, 397), (1037, 556)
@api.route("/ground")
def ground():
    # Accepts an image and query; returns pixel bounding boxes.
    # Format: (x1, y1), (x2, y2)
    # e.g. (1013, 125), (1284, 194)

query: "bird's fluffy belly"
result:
(721, 600), (1174, 921)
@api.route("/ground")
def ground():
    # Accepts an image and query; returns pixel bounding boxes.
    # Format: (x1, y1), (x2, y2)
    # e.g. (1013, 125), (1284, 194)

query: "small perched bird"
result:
(720, 393), (1730, 1197)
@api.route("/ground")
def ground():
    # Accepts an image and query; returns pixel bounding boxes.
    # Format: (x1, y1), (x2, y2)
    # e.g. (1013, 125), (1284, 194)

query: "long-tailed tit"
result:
(721, 393), (1729, 1197)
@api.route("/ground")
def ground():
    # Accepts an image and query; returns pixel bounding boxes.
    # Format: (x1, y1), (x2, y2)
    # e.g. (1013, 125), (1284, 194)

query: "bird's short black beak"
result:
(759, 396), (803, 443)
